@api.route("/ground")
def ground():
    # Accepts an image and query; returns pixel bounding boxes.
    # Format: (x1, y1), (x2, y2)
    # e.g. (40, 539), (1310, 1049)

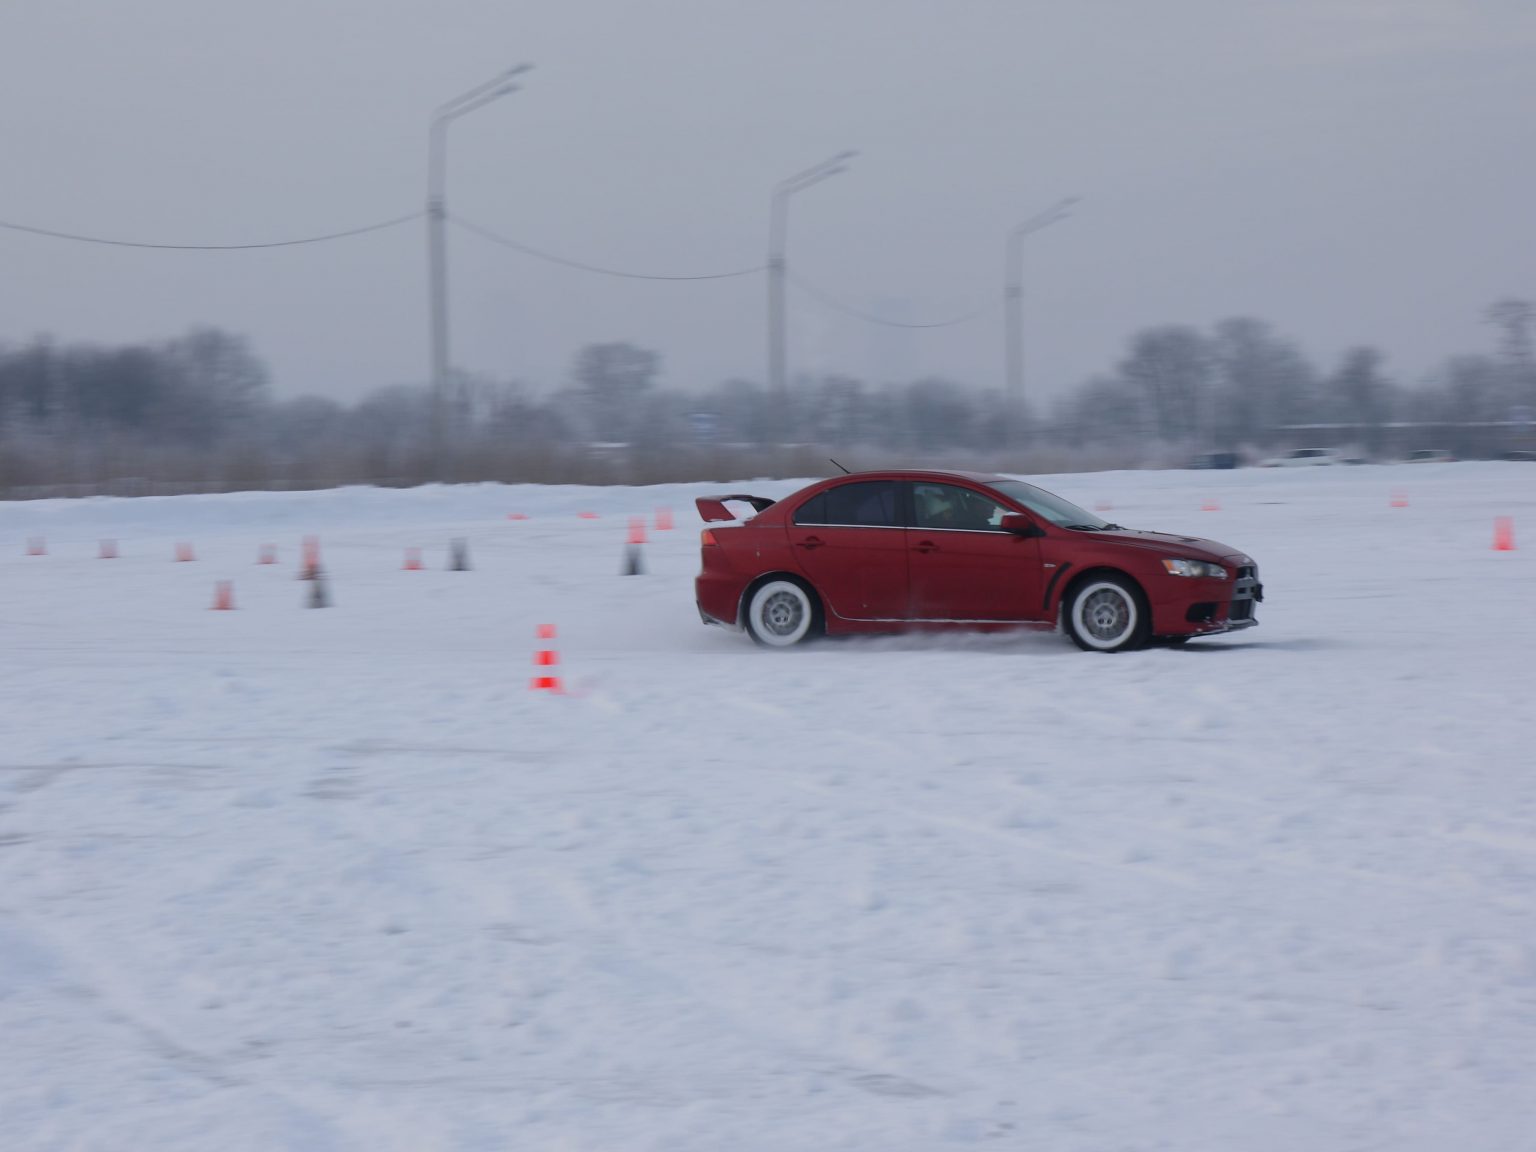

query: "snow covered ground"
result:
(1, 463), (1533, 1151)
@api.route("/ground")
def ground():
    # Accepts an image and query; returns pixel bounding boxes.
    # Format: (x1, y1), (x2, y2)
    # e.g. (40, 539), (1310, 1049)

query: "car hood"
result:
(1075, 528), (1251, 566)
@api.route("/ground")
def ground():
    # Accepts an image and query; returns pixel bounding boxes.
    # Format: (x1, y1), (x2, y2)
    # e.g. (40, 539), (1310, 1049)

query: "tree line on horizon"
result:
(1, 301), (1532, 494)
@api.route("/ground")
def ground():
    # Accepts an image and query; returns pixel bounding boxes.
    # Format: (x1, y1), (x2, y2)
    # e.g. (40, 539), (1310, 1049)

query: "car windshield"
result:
(989, 480), (1111, 529)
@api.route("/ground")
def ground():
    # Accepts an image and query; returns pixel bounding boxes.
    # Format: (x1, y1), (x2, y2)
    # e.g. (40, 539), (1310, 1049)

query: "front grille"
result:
(1229, 600), (1253, 621)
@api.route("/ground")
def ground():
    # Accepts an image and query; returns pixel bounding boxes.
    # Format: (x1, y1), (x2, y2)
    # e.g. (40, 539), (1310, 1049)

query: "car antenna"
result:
(829, 458), (852, 474)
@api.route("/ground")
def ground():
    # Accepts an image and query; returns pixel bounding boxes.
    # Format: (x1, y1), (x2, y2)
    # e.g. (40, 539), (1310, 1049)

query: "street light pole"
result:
(767, 151), (856, 436)
(427, 63), (532, 479)
(1004, 197), (1077, 451)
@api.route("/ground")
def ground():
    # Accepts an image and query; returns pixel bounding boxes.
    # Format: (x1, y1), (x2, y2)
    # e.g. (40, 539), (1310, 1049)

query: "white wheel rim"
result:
(751, 581), (812, 647)
(1072, 581), (1137, 650)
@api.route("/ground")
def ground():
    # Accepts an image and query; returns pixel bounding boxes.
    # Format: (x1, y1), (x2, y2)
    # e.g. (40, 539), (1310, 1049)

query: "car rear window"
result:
(794, 481), (899, 527)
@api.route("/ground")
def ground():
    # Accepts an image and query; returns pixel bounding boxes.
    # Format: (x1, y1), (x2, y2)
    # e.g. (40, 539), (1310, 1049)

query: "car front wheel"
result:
(745, 578), (819, 648)
(1064, 576), (1149, 653)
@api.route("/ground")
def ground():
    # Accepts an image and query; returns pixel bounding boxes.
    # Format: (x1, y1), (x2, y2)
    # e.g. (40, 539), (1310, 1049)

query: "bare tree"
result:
(1485, 298), (1536, 410)
(1118, 326), (1211, 443)
(1327, 347), (1395, 452)
(572, 342), (661, 442)
(1209, 318), (1317, 445)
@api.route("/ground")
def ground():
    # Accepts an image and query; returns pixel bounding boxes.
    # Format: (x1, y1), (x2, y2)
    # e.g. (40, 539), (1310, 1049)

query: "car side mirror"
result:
(1000, 513), (1046, 537)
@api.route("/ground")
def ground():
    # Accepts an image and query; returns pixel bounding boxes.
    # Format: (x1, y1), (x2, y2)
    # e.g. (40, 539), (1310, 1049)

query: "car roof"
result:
(826, 469), (1015, 485)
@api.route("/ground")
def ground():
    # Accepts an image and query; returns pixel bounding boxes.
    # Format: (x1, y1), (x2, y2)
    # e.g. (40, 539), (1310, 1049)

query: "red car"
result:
(694, 470), (1262, 652)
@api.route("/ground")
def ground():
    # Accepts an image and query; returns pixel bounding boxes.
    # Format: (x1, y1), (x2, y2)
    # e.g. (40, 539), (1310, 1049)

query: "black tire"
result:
(1063, 575), (1150, 653)
(744, 578), (821, 648)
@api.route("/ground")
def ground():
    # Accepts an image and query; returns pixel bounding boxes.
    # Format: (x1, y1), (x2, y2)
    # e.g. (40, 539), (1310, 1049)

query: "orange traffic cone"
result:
(1201, 498), (1220, 513)
(1493, 516), (1516, 552)
(298, 536), (321, 579)
(531, 624), (563, 692)
(1390, 491), (1409, 509)
(507, 512), (529, 521)
(211, 581), (235, 610)
(403, 547), (423, 571)
(578, 511), (600, 520)
(26, 537), (46, 556)
(258, 543), (278, 565)
(1094, 501), (1113, 513)
(624, 517), (647, 575)
(175, 542), (196, 562)
(655, 507), (674, 531)
(99, 539), (118, 559)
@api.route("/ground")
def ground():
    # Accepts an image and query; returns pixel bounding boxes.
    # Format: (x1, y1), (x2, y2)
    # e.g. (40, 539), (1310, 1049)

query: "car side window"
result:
(793, 492), (829, 525)
(795, 481), (899, 527)
(913, 483), (1009, 531)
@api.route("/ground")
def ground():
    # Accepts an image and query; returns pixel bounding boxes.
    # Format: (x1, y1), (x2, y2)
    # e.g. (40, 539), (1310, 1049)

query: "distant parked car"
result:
(1503, 449), (1536, 462)
(1189, 451), (1239, 470)
(1258, 447), (1344, 467)
(1404, 448), (1455, 463)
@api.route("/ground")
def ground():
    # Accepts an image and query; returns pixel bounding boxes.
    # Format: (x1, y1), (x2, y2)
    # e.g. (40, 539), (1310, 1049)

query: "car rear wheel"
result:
(745, 578), (819, 648)
(1064, 576), (1149, 653)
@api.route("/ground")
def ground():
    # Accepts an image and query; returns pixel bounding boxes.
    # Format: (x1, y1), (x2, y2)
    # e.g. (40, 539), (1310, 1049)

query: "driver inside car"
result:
(919, 486), (997, 531)
(917, 487), (956, 528)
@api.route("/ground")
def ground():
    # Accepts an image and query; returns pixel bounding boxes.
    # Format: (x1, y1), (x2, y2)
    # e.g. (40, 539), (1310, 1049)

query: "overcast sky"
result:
(3, 0), (1533, 404)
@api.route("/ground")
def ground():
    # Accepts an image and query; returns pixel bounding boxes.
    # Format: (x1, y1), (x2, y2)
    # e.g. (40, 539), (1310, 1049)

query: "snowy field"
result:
(2, 463), (1533, 1152)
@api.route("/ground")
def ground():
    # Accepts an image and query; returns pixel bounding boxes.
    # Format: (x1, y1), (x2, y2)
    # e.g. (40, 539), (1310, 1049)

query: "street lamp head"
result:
(777, 149), (859, 193)
(1011, 196), (1081, 240)
(436, 80), (525, 126)
(435, 64), (534, 121)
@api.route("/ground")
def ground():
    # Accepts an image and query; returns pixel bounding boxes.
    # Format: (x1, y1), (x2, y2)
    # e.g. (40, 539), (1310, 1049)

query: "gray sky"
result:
(3, 0), (1533, 403)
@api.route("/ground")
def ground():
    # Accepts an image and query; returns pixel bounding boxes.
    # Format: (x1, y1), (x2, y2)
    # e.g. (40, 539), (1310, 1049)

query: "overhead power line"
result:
(452, 214), (765, 282)
(0, 211), (422, 250)
(788, 271), (996, 329)
(5, 204), (1001, 330)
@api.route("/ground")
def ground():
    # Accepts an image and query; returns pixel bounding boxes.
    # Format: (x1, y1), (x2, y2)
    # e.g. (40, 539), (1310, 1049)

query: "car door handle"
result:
(913, 540), (939, 554)
(798, 536), (825, 550)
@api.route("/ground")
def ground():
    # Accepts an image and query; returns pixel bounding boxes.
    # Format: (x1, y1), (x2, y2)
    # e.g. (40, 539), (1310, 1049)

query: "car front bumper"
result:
(1151, 565), (1263, 637)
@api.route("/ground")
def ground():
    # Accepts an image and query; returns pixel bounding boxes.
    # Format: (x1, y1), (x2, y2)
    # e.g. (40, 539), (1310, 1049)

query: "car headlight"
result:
(1161, 558), (1228, 579)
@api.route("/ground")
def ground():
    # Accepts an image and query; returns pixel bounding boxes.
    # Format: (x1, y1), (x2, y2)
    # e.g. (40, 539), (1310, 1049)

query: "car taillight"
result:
(700, 529), (718, 547)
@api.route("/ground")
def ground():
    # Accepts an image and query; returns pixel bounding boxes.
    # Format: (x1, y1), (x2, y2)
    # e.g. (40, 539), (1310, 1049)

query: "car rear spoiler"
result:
(695, 494), (776, 523)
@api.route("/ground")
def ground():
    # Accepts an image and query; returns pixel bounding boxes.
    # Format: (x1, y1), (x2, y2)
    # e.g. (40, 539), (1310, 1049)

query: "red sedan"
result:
(694, 470), (1262, 652)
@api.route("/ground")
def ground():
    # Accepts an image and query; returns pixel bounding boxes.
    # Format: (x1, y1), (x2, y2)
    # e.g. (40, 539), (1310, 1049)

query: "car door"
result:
(786, 480), (908, 621)
(907, 482), (1043, 621)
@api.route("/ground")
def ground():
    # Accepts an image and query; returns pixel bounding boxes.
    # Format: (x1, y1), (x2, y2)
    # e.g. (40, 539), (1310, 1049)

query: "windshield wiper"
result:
(1062, 524), (1101, 531)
